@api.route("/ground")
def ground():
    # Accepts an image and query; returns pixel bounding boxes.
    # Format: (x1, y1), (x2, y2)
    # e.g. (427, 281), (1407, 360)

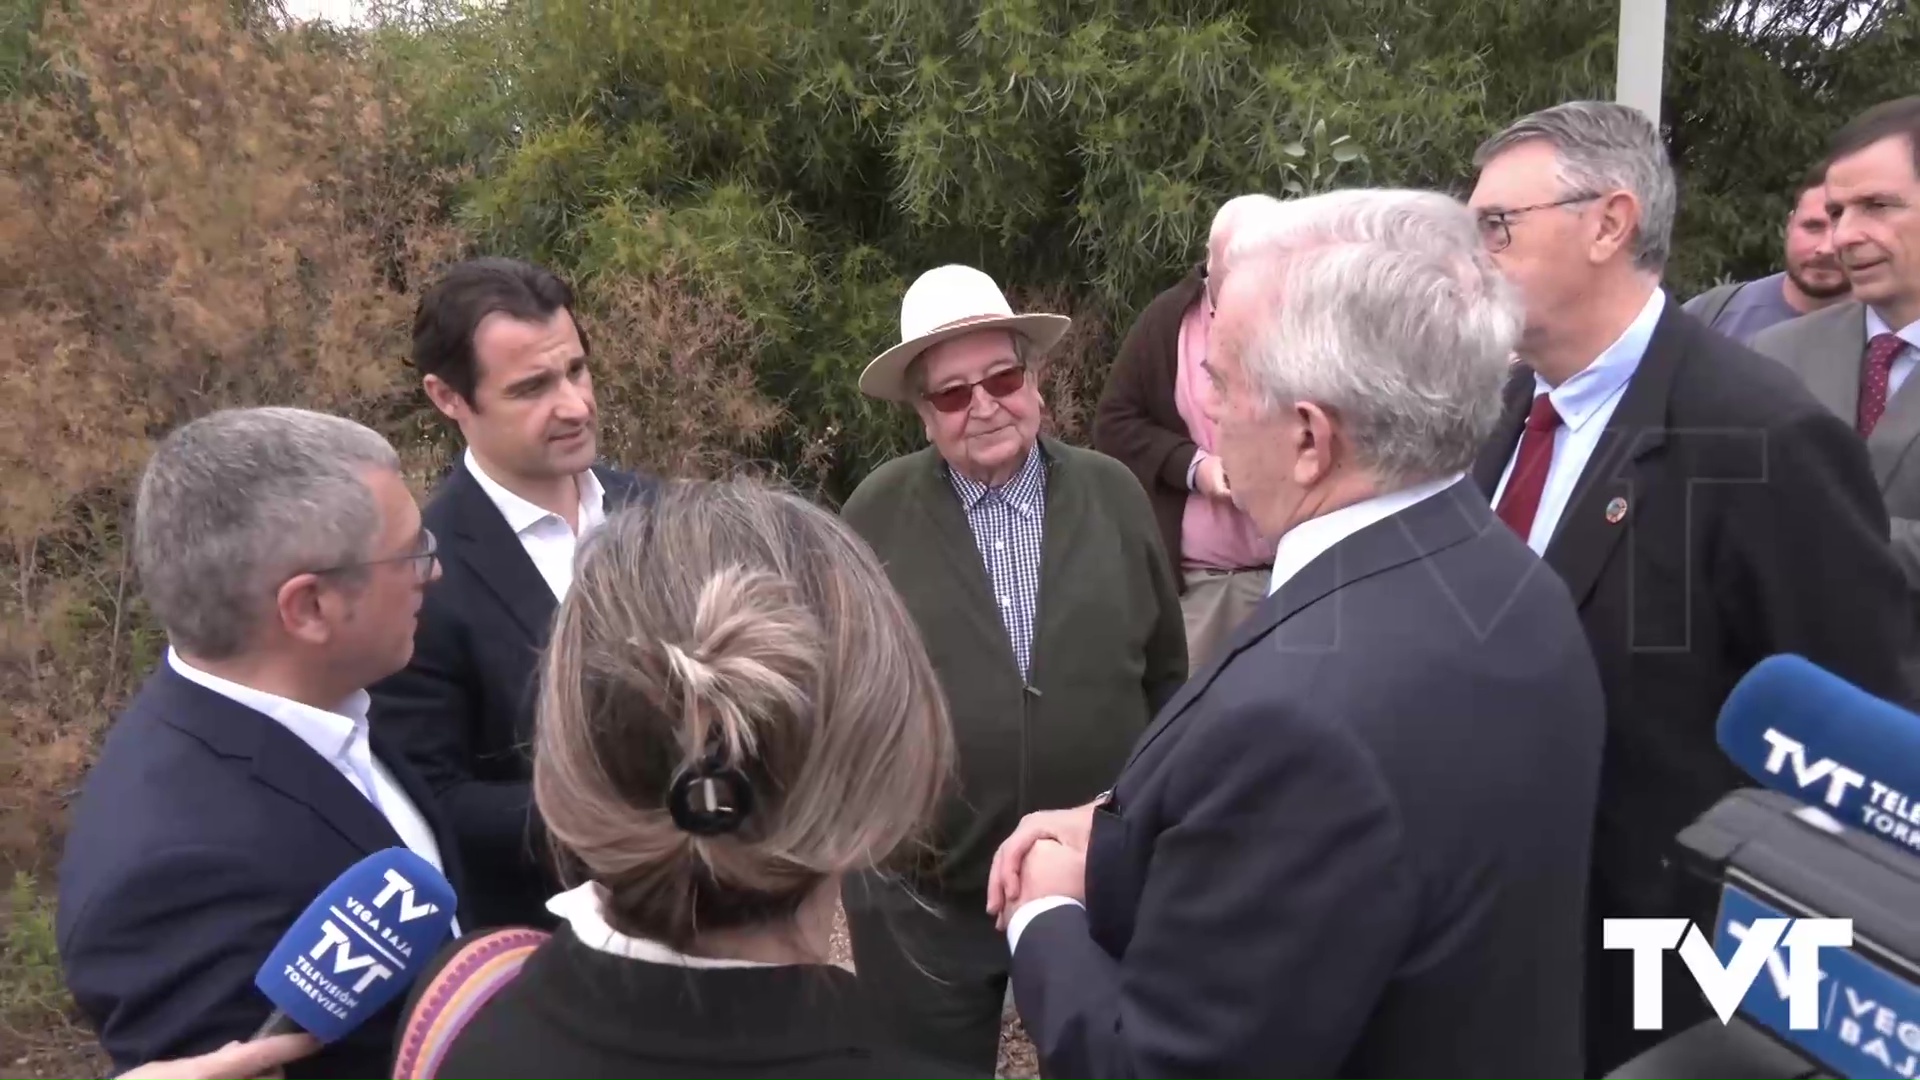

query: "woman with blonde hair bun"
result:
(396, 479), (964, 1078)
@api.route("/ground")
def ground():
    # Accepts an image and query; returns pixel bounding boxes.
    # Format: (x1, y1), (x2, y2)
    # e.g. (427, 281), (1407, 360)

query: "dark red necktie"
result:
(1859, 333), (1906, 437)
(1496, 393), (1563, 540)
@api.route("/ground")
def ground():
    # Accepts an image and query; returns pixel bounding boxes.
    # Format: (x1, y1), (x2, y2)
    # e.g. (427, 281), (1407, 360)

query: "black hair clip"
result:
(667, 754), (755, 837)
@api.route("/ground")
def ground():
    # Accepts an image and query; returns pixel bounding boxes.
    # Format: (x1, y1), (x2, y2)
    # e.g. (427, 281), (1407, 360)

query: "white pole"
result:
(1615, 0), (1668, 127)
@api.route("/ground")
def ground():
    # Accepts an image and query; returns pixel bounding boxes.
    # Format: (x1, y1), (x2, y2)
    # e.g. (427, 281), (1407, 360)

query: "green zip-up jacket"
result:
(841, 435), (1189, 896)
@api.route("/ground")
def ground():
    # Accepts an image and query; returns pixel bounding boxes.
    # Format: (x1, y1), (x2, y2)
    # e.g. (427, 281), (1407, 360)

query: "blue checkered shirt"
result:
(947, 444), (1048, 681)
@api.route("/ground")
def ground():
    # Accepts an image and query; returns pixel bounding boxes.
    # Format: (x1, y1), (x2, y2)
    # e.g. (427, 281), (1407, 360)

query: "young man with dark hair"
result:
(370, 257), (656, 931)
(1685, 162), (1850, 343)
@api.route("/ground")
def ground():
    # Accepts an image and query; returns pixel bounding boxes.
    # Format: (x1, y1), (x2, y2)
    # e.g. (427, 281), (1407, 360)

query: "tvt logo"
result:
(1604, 916), (1853, 1031)
(1761, 729), (1866, 809)
(306, 868), (440, 993)
(308, 920), (395, 994)
(372, 868), (439, 922)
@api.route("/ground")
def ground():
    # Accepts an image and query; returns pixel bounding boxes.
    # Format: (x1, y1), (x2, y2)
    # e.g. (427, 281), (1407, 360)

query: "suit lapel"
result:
(440, 464), (557, 642)
(1799, 304), (1867, 425)
(153, 668), (400, 857)
(370, 730), (465, 885)
(1864, 325), (1920, 489)
(1537, 306), (1683, 609)
(596, 465), (651, 511)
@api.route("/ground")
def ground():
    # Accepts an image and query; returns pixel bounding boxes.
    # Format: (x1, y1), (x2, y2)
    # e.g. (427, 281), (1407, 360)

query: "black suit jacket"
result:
(367, 461), (653, 931)
(1469, 300), (1918, 1071)
(1010, 481), (1606, 1078)
(56, 665), (468, 1079)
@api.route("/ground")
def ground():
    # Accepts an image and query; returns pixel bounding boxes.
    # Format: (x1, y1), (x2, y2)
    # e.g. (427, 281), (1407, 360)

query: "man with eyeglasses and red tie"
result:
(838, 263), (1188, 1077)
(1465, 100), (1917, 1078)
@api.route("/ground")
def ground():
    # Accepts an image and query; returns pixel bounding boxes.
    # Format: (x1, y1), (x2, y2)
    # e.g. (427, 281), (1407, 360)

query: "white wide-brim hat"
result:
(858, 264), (1071, 402)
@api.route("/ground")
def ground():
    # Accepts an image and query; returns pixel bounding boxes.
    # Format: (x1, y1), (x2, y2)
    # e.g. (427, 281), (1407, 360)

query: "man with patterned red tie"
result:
(1755, 98), (1920, 606)
(1466, 100), (1918, 1079)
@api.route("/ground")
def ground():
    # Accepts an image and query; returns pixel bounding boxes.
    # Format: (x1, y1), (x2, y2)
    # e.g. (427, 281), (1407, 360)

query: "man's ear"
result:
(1290, 401), (1339, 487)
(1589, 190), (1642, 265)
(422, 374), (470, 423)
(274, 572), (336, 648)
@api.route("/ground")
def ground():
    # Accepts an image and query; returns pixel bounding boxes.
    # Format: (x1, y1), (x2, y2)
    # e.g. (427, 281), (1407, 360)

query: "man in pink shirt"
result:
(1095, 195), (1283, 668)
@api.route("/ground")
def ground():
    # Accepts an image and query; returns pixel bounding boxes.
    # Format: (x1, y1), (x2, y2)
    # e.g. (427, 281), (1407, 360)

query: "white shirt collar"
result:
(1533, 287), (1666, 431)
(1866, 306), (1920, 351)
(166, 648), (369, 765)
(546, 882), (783, 969)
(1269, 473), (1465, 596)
(463, 448), (607, 537)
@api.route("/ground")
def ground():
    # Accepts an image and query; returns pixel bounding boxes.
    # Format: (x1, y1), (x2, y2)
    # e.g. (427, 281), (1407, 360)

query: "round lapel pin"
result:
(1605, 497), (1629, 524)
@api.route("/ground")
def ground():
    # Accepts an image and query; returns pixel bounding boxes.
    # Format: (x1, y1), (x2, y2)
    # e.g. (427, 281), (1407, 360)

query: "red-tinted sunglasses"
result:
(922, 365), (1028, 413)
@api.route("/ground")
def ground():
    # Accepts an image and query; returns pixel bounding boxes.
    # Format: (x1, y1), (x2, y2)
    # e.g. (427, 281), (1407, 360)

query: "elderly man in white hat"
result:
(838, 264), (1187, 1074)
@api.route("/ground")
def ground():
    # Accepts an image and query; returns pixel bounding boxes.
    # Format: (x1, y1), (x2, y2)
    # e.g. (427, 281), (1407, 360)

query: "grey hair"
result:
(1219, 188), (1525, 486)
(1474, 100), (1677, 271)
(1208, 193), (1287, 268)
(133, 406), (401, 660)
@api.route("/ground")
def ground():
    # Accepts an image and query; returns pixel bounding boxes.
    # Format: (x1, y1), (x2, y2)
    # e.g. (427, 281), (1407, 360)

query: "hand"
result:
(986, 801), (1097, 925)
(1196, 455), (1232, 500)
(117, 1033), (320, 1079)
(1016, 839), (1087, 910)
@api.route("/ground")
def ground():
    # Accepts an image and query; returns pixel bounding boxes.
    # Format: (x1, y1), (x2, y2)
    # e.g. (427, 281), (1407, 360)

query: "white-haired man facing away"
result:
(1094, 193), (1286, 669)
(987, 189), (1606, 1077)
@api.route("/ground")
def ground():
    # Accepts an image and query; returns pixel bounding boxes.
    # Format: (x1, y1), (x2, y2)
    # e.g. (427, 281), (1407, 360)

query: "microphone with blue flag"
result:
(252, 847), (457, 1043)
(1716, 653), (1920, 856)
(1704, 655), (1920, 1079)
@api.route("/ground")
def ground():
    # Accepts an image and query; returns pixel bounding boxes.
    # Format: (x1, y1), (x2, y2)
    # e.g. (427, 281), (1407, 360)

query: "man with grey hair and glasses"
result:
(56, 407), (465, 1080)
(1465, 100), (1915, 1076)
(988, 188), (1605, 1077)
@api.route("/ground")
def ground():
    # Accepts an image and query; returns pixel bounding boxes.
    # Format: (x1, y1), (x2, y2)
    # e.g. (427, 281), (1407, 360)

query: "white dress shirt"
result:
(464, 449), (608, 601)
(1267, 471), (1467, 595)
(547, 882), (784, 968)
(1491, 288), (1666, 556)
(1005, 472), (1467, 954)
(167, 649), (459, 936)
(1867, 306), (1920, 401)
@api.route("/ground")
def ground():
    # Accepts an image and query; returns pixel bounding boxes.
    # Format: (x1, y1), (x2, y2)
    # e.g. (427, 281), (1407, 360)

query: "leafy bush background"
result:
(2, 0), (1916, 1062)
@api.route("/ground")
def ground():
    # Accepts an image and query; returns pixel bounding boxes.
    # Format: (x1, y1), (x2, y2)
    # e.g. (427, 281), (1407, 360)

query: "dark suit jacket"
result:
(1010, 480), (1606, 1078)
(1093, 265), (1211, 580)
(367, 461), (653, 931)
(1470, 299), (1917, 1072)
(56, 665), (468, 1079)
(1752, 300), (1920, 595)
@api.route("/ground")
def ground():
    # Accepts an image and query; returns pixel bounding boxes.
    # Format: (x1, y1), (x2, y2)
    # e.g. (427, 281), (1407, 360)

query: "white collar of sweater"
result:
(545, 882), (786, 969)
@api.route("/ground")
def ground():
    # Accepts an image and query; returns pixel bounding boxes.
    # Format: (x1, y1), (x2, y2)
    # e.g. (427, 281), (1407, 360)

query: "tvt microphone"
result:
(251, 847), (457, 1043)
(1715, 653), (1920, 857)
(1690, 656), (1920, 1079)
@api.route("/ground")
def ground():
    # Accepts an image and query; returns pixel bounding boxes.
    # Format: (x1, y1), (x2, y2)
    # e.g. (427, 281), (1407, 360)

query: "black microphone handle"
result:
(251, 1008), (303, 1040)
